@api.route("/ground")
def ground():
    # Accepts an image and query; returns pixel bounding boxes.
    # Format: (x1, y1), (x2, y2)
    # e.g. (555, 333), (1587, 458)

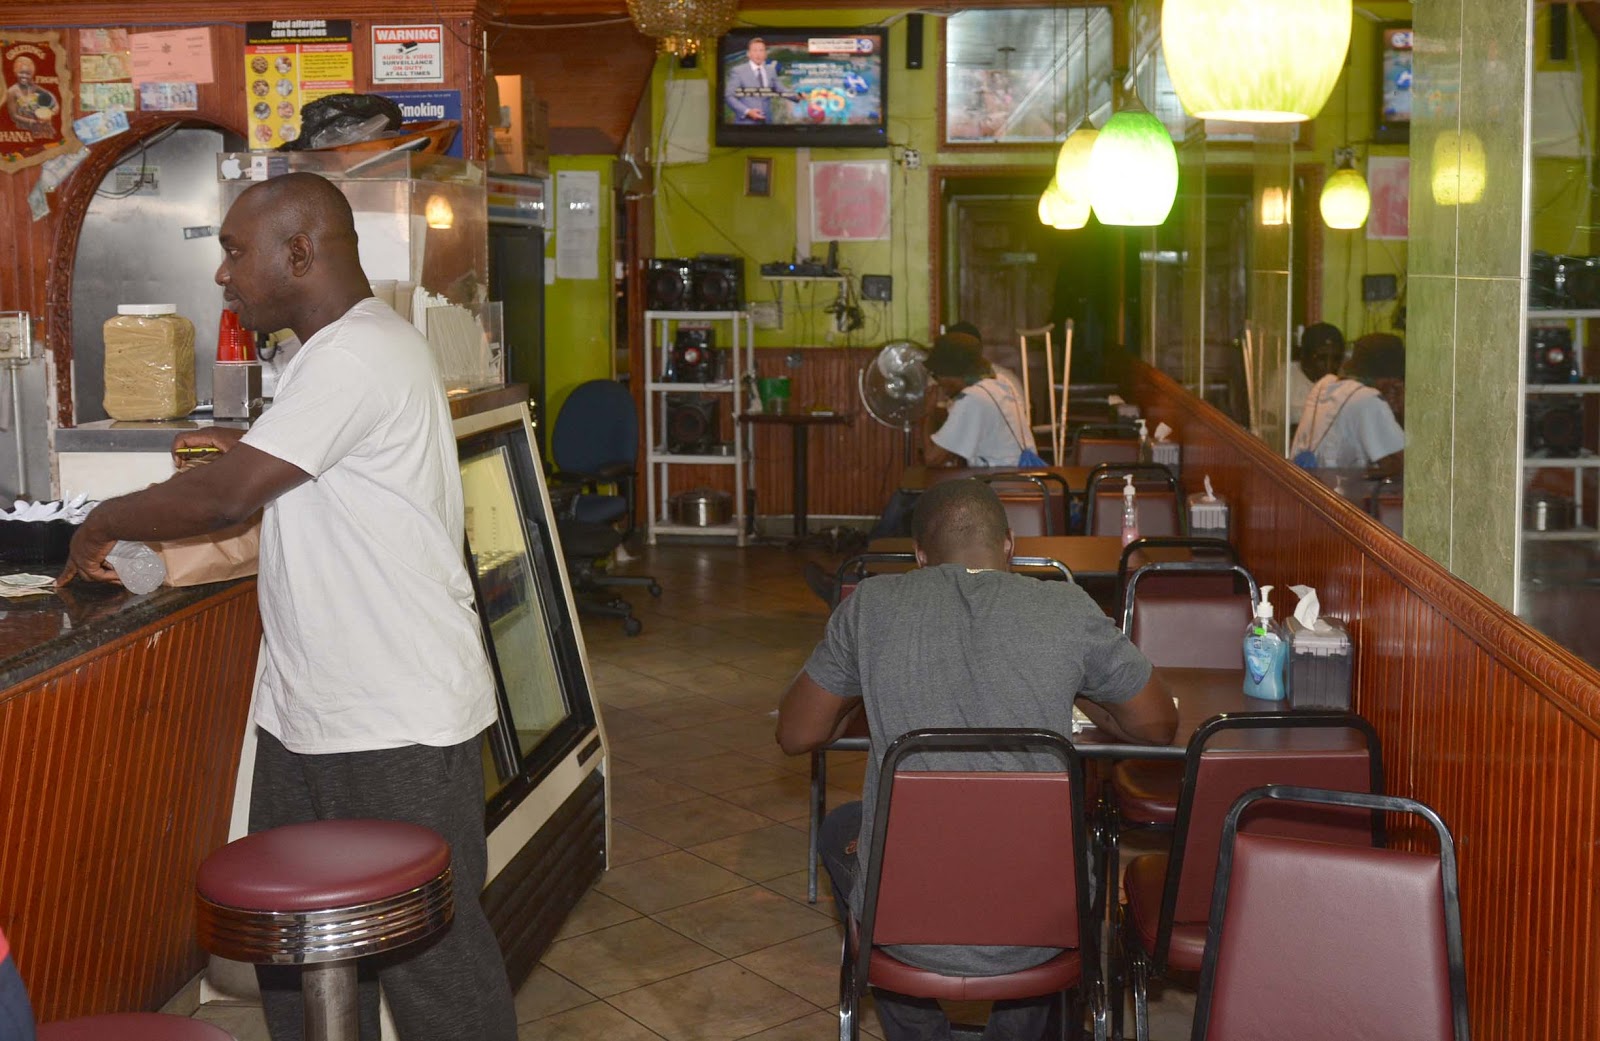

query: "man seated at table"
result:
(778, 479), (1177, 1041)
(924, 332), (1040, 468)
(1290, 332), (1405, 478)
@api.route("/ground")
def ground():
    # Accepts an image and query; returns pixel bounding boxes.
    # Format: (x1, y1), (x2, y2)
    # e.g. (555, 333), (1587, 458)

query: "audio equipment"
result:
(671, 327), (717, 383)
(1531, 251), (1561, 309)
(1528, 398), (1584, 457)
(690, 254), (744, 311)
(1529, 326), (1577, 384)
(1558, 254), (1600, 309)
(906, 14), (924, 69)
(646, 258), (694, 310)
(1552, 2), (1569, 62)
(666, 393), (719, 454)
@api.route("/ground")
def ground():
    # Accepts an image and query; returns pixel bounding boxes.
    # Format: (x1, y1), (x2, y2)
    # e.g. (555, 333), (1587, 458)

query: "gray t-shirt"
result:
(803, 564), (1152, 976)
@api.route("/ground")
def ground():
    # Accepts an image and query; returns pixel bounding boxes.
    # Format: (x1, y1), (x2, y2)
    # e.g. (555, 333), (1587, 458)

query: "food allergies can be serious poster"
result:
(244, 20), (353, 150)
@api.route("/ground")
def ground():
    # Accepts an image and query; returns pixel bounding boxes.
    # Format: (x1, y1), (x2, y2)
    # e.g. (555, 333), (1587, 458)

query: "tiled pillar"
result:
(1406, 0), (1531, 607)
(1248, 136), (1295, 453)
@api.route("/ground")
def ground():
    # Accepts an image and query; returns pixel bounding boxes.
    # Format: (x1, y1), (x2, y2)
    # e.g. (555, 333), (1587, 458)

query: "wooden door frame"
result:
(927, 164), (1055, 334)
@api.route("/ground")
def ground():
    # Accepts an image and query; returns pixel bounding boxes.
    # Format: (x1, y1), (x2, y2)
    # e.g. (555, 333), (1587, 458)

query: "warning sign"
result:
(372, 25), (443, 83)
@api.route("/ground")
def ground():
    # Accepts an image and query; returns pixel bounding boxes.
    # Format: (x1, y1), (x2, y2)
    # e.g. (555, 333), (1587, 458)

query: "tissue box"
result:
(1151, 441), (1180, 470)
(1287, 616), (1353, 710)
(1187, 492), (1229, 541)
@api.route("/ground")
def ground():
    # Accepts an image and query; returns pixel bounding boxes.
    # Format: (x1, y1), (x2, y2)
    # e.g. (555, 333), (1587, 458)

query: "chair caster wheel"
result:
(622, 617), (643, 636)
(648, 583), (663, 598)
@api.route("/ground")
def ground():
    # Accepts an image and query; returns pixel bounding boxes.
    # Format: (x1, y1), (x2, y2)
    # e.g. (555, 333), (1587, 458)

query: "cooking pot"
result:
(1524, 491), (1576, 532)
(670, 489), (733, 527)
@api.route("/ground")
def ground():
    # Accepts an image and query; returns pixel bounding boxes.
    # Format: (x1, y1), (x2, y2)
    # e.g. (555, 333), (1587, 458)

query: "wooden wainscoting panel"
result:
(1132, 362), (1600, 1041)
(0, 585), (261, 1020)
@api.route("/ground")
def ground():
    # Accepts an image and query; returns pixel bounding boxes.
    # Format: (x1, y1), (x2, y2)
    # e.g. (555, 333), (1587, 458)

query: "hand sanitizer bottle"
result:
(1120, 474), (1140, 547)
(1136, 418), (1153, 463)
(1242, 584), (1288, 700)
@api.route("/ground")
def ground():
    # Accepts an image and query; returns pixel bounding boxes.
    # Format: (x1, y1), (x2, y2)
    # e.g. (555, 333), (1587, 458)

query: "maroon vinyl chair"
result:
(1073, 438), (1141, 469)
(1100, 562), (1262, 927)
(974, 472), (1072, 536)
(38, 1015), (234, 1041)
(1111, 714), (1384, 1041)
(195, 819), (454, 1041)
(1191, 786), (1468, 1041)
(841, 729), (1105, 1041)
(1082, 465), (1180, 538)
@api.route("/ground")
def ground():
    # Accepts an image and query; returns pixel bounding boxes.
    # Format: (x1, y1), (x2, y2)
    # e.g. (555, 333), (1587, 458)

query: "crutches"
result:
(1054, 320), (1074, 463)
(1017, 324), (1056, 461)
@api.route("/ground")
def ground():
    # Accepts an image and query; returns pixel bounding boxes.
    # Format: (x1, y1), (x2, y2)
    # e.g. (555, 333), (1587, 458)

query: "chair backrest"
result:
(856, 730), (1093, 974)
(976, 474), (1056, 536)
(552, 379), (639, 474)
(1123, 562), (1259, 669)
(1115, 537), (1238, 592)
(1091, 489), (1180, 537)
(1192, 786), (1468, 1041)
(1155, 714), (1385, 968)
(1075, 437), (1141, 468)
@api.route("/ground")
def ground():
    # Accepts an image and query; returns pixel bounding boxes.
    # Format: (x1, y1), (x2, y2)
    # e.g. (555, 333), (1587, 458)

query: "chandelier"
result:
(626, 0), (740, 57)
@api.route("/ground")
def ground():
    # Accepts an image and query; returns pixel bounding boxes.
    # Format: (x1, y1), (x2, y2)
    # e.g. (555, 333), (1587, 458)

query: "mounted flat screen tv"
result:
(715, 27), (889, 148)
(1374, 23), (1412, 144)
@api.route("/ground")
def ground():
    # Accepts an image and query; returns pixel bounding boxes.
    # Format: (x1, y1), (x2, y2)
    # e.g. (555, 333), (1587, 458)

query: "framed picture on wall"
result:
(1366, 156), (1410, 241)
(746, 157), (772, 197)
(809, 160), (890, 241)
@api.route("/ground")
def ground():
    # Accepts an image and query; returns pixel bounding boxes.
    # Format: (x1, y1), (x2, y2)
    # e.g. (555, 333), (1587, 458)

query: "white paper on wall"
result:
(555, 169), (601, 280)
(663, 79), (710, 165)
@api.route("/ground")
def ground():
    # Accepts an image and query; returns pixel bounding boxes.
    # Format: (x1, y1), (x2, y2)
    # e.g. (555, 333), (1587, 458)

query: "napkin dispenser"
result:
(1286, 615), (1353, 710)
(1187, 475), (1229, 540)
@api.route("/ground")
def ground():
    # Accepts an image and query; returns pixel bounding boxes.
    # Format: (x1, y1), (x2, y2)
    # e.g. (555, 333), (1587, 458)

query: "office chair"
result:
(551, 379), (661, 635)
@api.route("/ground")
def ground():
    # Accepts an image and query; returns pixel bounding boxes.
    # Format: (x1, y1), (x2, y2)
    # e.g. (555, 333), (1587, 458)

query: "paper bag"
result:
(152, 514), (260, 586)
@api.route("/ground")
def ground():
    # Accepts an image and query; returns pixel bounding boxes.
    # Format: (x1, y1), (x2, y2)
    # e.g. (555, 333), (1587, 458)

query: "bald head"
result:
(216, 172), (372, 340)
(912, 479), (1012, 567)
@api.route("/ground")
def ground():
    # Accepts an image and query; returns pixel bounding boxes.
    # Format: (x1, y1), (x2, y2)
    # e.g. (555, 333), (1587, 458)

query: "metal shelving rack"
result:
(1524, 308), (1600, 541)
(643, 310), (755, 545)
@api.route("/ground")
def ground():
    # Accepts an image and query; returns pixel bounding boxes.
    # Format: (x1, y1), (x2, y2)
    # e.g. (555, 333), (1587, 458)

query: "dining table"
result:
(865, 535), (1194, 582)
(898, 464), (1094, 493)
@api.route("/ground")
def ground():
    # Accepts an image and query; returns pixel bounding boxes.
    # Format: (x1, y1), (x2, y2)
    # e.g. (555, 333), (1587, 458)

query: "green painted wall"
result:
(544, 155), (616, 437)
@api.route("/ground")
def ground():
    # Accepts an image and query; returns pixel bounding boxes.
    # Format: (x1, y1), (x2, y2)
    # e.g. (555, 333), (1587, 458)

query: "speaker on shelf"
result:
(1530, 326), (1576, 384)
(646, 258), (694, 310)
(671, 326), (717, 383)
(906, 14), (924, 69)
(1528, 398), (1585, 457)
(666, 393), (719, 454)
(1557, 254), (1600, 309)
(691, 255), (744, 311)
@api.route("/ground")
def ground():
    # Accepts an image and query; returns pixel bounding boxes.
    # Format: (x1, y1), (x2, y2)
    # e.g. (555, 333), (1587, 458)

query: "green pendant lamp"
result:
(1162, 0), (1351, 122)
(1088, 101), (1178, 227)
(1320, 148), (1370, 229)
(1432, 128), (1486, 206)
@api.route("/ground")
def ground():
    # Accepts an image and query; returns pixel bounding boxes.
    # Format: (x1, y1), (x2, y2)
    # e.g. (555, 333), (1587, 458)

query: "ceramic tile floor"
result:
(187, 543), (1198, 1041)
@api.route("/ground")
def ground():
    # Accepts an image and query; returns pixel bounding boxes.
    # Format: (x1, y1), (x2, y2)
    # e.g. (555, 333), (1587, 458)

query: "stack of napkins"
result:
(0, 492), (92, 524)
(0, 573), (55, 598)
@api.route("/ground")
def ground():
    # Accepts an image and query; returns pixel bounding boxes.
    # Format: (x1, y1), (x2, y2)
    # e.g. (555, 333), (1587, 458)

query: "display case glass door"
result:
(458, 414), (598, 823)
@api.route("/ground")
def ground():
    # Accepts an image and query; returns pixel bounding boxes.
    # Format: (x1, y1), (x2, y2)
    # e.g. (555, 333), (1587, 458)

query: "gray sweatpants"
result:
(249, 728), (517, 1041)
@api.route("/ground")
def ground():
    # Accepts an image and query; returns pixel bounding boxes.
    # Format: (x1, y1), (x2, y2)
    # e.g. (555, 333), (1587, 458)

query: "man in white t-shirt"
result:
(61, 172), (516, 1041)
(1290, 332), (1406, 478)
(923, 332), (1038, 467)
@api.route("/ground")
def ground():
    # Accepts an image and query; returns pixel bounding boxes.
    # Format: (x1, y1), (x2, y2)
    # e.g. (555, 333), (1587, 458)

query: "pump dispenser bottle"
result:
(1242, 584), (1288, 700)
(1136, 418), (1153, 463)
(1120, 474), (1140, 547)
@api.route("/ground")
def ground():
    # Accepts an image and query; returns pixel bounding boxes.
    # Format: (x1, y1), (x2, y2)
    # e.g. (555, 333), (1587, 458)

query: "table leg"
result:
(793, 425), (810, 537)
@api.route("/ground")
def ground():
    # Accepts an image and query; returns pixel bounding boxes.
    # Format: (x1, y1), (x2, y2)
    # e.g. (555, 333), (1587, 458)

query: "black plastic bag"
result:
(280, 93), (404, 151)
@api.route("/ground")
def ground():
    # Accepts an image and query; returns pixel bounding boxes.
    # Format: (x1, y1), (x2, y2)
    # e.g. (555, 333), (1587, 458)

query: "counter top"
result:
(55, 418), (248, 453)
(0, 571), (245, 694)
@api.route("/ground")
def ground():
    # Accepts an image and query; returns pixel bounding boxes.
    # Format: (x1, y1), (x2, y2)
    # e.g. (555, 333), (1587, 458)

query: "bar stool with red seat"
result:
(839, 728), (1106, 1041)
(1110, 713), (1384, 1041)
(194, 819), (454, 1041)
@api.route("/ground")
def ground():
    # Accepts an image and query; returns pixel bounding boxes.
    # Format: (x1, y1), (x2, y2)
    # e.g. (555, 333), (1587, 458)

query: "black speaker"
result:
(1531, 251), (1561, 309)
(1552, 3), (1570, 62)
(646, 258), (694, 310)
(671, 327), (716, 383)
(1558, 254), (1600, 308)
(690, 254), (743, 311)
(1529, 326), (1576, 384)
(905, 13), (924, 69)
(666, 393), (719, 454)
(1528, 398), (1584, 457)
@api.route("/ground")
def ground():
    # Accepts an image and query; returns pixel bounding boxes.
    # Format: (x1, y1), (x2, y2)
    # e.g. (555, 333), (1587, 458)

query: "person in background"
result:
(946, 320), (1028, 406)
(923, 332), (1038, 468)
(0, 927), (33, 1041)
(778, 480), (1177, 1041)
(58, 172), (516, 1041)
(1290, 332), (1405, 478)
(1263, 322), (1345, 436)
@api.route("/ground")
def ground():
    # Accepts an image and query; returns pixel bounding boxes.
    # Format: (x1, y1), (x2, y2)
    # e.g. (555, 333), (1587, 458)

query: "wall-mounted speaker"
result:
(906, 14), (924, 70)
(691, 255), (744, 311)
(646, 258), (694, 310)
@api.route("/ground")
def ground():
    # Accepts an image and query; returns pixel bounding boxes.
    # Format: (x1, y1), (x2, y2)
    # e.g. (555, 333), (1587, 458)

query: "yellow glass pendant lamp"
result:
(1048, 128), (1098, 230)
(1087, 105), (1178, 227)
(1320, 150), (1370, 229)
(1038, 181), (1089, 230)
(1431, 128), (1486, 206)
(1259, 186), (1289, 227)
(1162, 0), (1351, 123)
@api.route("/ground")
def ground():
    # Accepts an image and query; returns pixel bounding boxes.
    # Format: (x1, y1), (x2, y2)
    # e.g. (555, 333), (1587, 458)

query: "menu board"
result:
(244, 20), (353, 149)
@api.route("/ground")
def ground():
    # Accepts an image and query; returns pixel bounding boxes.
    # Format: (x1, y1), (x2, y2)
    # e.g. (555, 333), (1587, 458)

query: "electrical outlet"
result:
(0, 313), (32, 362)
(861, 274), (892, 301)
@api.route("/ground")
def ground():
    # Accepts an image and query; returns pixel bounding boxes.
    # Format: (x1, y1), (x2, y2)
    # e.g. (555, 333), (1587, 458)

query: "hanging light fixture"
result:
(1038, 182), (1087, 230)
(1320, 148), (1370, 229)
(626, 0), (740, 58)
(1161, 0), (1351, 123)
(1046, 9), (1097, 231)
(424, 194), (454, 230)
(1432, 128), (1486, 206)
(1087, 99), (1179, 226)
